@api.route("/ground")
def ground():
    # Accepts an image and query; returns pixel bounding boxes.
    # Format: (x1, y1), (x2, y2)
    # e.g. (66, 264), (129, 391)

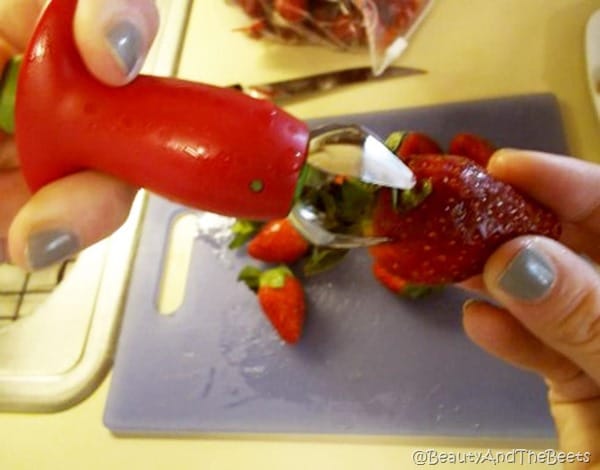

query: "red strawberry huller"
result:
(0, 0), (414, 246)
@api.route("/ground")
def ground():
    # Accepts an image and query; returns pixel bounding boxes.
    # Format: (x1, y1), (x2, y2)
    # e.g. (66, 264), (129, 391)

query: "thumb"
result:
(482, 235), (600, 386)
(73, 0), (159, 86)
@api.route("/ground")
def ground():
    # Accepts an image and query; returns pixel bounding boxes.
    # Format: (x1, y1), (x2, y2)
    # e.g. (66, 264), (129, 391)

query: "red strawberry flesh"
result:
(369, 154), (561, 284)
(247, 218), (309, 263)
(258, 267), (305, 344)
(448, 132), (496, 167)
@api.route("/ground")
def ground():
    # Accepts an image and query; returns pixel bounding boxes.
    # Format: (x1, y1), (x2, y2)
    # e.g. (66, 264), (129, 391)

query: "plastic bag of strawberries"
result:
(229, 0), (434, 75)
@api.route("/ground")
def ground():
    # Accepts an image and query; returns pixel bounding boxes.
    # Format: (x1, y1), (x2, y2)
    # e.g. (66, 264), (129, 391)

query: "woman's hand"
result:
(0, 0), (158, 269)
(462, 150), (600, 464)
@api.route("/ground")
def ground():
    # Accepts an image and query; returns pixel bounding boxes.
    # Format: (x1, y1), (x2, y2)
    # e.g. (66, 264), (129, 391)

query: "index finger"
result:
(0, 0), (45, 50)
(488, 150), (600, 233)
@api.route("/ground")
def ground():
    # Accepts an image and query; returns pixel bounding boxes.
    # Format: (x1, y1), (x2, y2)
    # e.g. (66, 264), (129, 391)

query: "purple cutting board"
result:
(104, 94), (567, 438)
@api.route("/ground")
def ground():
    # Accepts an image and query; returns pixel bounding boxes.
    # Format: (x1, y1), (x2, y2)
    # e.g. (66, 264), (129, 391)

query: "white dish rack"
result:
(0, 0), (191, 412)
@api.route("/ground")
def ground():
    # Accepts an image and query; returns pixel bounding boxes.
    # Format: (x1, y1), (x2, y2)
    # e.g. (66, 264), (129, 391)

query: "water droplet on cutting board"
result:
(243, 365), (266, 378)
(195, 213), (235, 244)
(193, 212), (236, 266)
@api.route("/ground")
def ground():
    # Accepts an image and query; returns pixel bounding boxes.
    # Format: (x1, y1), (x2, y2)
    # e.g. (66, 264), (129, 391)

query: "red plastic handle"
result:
(15, 0), (309, 220)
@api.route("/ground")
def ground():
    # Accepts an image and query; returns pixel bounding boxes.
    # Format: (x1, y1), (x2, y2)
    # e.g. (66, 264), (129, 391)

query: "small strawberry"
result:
(448, 132), (496, 167)
(239, 265), (305, 344)
(369, 154), (561, 284)
(312, 2), (344, 22)
(234, 19), (267, 39)
(236, 0), (265, 18)
(247, 218), (309, 263)
(329, 11), (365, 46)
(275, 0), (308, 23)
(229, 219), (263, 249)
(372, 262), (437, 299)
(385, 131), (443, 160)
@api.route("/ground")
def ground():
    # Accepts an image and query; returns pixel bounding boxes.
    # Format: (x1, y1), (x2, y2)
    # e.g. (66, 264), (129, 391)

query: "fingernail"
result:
(105, 20), (143, 78)
(579, 253), (599, 269)
(462, 298), (479, 313)
(27, 230), (79, 270)
(487, 148), (515, 171)
(498, 246), (555, 301)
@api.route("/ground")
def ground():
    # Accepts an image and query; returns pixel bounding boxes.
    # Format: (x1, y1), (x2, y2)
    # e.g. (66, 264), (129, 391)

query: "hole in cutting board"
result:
(156, 212), (198, 315)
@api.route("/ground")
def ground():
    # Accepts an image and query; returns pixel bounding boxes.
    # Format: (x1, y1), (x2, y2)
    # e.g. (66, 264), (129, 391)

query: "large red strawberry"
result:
(247, 218), (309, 263)
(372, 262), (436, 298)
(448, 132), (496, 167)
(239, 265), (305, 343)
(368, 154), (561, 284)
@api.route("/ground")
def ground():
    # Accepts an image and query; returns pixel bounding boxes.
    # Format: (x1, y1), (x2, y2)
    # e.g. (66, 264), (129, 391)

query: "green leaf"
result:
(259, 265), (293, 289)
(384, 131), (407, 153)
(401, 283), (444, 299)
(303, 247), (349, 276)
(237, 265), (263, 292)
(228, 219), (262, 249)
(391, 188), (400, 211)
(319, 189), (339, 223)
(294, 164), (330, 205)
(395, 178), (433, 212)
(337, 179), (377, 223)
(293, 165), (328, 203)
(0, 55), (22, 134)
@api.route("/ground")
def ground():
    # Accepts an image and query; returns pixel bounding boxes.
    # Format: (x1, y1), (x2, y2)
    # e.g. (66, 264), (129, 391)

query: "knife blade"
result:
(230, 65), (426, 103)
(586, 9), (600, 122)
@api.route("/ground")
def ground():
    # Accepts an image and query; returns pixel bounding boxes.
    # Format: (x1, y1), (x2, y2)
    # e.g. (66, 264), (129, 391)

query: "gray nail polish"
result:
(498, 247), (555, 301)
(106, 20), (143, 77)
(27, 230), (79, 270)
